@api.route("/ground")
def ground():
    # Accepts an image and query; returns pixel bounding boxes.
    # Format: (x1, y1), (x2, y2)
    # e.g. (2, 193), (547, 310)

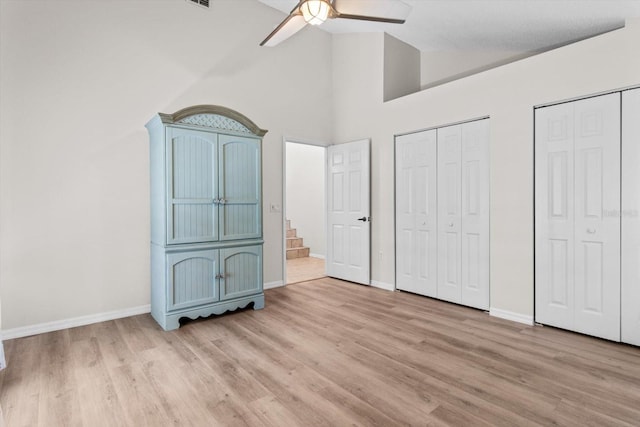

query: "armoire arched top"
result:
(156, 105), (268, 137)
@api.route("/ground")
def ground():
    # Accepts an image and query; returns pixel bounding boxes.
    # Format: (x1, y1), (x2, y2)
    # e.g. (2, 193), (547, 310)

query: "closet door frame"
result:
(622, 88), (640, 346)
(394, 117), (490, 311)
(534, 91), (621, 342)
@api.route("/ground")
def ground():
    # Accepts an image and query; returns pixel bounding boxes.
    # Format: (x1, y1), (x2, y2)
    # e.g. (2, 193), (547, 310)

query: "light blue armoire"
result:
(146, 105), (267, 330)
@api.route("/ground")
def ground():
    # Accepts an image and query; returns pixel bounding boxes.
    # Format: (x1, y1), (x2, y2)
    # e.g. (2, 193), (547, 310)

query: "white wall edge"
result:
(309, 253), (326, 259)
(264, 280), (285, 290)
(489, 307), (534, 326)
(371, 280), (395, 291)
(1, 305), (151, 340)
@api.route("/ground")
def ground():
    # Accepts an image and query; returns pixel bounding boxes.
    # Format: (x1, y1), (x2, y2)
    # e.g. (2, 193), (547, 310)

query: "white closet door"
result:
(437, 125), (462, 304)
(536, 93), (620, 341)
(395, 130), (437, 296)
(460, 120), (490, 310)
(622, 88), (640, 346)
(573, 93), (620, 341)
(535, 102), (576, 330)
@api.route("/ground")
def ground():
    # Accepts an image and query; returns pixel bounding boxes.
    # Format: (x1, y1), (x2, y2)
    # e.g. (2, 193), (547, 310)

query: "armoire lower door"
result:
(395, 130), (438, 296)
(535, 92), (621, 341)
(622, 88), (640, 346)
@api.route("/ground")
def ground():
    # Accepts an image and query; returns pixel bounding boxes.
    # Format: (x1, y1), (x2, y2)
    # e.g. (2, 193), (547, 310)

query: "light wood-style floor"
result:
(286, 256), (325, 284)
(2, 277), (640, 426)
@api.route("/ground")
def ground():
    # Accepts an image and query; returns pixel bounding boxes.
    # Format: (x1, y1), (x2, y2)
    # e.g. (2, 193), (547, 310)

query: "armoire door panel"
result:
(535, 102), (575, 330)
(395, 130), (437, 296)
(167, 250), (219, 311)
(220, 246), (262, 301)
(218, 134), (261, 241)
(167, 128), (218, 244)
(622, 88), (640, 346)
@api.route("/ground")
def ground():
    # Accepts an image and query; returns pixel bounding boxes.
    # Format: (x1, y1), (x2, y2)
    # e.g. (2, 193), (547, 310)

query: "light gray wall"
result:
(384, 34), (421, 101)
(420, 49), (535, 88)
(332, 20), (640, 318)
(286, 143), (326, 257)
(0, 0), (333, 330)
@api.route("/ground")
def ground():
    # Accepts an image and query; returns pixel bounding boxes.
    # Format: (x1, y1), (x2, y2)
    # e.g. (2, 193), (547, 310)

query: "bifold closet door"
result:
(437, 120), (490, 309)
(395, 130), (437, 296)
(535, 93), (620, 341)
(622, 88), (640, 346)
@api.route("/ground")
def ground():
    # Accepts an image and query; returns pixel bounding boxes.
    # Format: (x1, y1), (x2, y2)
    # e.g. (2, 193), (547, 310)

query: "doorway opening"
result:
(284, 140), (327, 284)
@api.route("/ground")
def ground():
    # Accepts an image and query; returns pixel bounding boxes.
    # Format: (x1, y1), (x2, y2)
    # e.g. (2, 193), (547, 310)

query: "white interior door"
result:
(535, 93), (621, 341)
(437, 125), (462, 304)
(535, 101), (575, 330)
(395, 130), (437, 296)
(460, 120), (490, 310)
(326, 139), (371, 285)
(572, 93), (620, 341)
(622, 88), (640, 346)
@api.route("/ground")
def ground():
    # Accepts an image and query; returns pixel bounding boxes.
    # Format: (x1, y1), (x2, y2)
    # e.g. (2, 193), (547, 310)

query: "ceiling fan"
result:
(260, 0), (408, 47)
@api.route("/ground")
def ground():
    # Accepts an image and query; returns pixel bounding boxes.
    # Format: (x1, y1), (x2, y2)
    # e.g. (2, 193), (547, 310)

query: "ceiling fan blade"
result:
(260, 12), (307, 47)
(335, 12), (405, 24)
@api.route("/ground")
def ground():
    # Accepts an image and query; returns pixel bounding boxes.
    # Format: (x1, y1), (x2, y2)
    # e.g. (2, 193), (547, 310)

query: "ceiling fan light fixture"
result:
(300, 0), (330, 25)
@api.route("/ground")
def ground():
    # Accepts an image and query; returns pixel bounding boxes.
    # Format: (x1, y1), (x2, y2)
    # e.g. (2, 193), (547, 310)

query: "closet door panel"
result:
(437, 125), (462, 304)
(573, 93), (620, 341)
(622, 88), (640, 346)
(395, 130), (437, 296)
(535, 102), (575, 330)
(461, 119), (490, 310)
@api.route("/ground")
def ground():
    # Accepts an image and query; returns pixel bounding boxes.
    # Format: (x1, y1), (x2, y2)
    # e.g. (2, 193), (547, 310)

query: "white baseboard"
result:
(370, 280), (395, 291)
(264, 280), (285, 290)
(489, 307), (534, 326)
(1, 305), (151, 340)
(309, 253), (325, 259)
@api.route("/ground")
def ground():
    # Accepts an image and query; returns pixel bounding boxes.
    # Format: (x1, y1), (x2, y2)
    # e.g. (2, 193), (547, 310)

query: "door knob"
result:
(587, 228), (596, 234)
(449, 222), (454, 227)
(357, 217), (367, 222)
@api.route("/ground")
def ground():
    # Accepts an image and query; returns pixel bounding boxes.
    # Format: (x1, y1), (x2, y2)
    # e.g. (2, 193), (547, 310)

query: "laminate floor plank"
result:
(2, 277), (640, 426)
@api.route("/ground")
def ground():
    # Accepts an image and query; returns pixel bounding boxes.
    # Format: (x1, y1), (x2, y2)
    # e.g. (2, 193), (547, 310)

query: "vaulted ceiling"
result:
(257, 0), (640, 53)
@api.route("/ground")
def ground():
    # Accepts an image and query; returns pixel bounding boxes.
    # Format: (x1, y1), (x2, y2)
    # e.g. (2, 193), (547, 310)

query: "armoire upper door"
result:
(166, 127), (218, 245)
(395, 130), (438, 297)
(622, 88), (640, 346)
(218, 134), (262, 241)
(535, 93), (621, 341)
(437, 125), (463, 304)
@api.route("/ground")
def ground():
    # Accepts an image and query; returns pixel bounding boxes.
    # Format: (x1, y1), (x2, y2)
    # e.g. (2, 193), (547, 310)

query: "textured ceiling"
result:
(257, 0), (640, 52)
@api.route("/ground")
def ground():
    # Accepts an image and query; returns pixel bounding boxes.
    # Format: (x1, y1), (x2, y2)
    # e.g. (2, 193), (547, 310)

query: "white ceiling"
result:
(257, 0), (640, 52)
